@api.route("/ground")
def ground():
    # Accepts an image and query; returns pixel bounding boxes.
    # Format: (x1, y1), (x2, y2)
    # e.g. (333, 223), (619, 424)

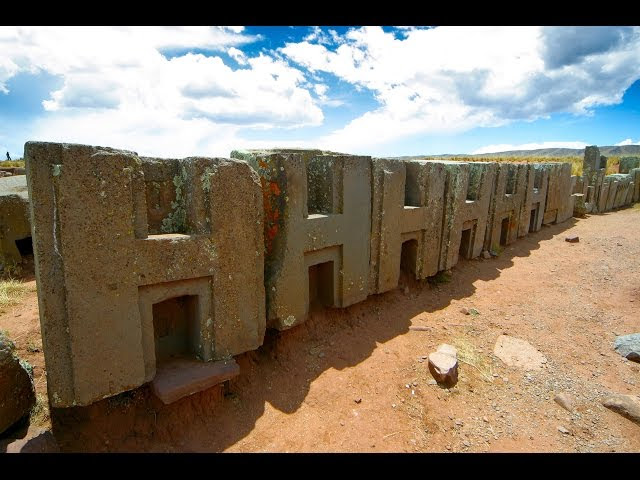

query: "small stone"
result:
(502, 377), (509, 383)
(428, 352), (459, 386)
(392, 403), (397, 408)
(483, 416), (489, 423)
(427, 379), (438, 386)
(482, 251), (491, 259)
(565, 235), (579, 243)
(412, 381), (418, 387)
(602, 393), (640, 425)
(557, 425), (570, 435)
(460, 307), (469, 315)
(340, 420), (345, 426)
(554, 393), (576, 412)
(354, 398), (362, 404)
(318, 352), (325, 358)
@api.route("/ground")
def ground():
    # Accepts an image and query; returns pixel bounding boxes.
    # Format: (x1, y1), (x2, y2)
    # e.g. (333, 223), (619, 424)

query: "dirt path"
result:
(2, 207), (639, 452)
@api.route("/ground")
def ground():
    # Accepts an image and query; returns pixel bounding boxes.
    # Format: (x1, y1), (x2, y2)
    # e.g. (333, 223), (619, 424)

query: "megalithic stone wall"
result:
(597, 177), (611, 213)
(606, 179), (619, 211)
(437, 161), (497, 268)
(25, 142), (265, 408)
(230, 149), (371, 331)
(369, 159), (446, 294)
(518, 164), (549, 237)
(485, 163), (528, 251)
(542, 163), (574, 225)
(23, 138), (636, 410)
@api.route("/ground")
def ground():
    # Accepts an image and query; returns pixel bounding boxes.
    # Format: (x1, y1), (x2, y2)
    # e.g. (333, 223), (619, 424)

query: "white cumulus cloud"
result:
(0, 26), (323, 157)
(280, 26), (640, 152)
(615, 138), (639, 146)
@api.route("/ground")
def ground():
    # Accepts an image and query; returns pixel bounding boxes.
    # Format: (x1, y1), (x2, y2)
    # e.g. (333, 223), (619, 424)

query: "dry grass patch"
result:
(0, 278), (31, 309)
(453, 337), (495, 383)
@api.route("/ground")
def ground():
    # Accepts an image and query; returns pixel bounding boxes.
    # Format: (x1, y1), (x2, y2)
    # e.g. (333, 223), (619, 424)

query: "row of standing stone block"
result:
(24, 143), (579, 408)
(231, 150), (575, 335)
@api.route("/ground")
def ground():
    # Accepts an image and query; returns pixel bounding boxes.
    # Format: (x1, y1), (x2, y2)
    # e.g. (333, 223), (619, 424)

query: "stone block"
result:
(25, 142), (265, 407)
(485, 163), (528, 251)
(542, 163), (573, 225)
(369, 159), (445, 294)
(231, 149), (371, 330)
(0, 176), (31, 267)
(435, 161), (497, 270)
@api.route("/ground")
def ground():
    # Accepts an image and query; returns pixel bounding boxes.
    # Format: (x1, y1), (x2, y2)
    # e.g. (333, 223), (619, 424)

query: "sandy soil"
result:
(1, 206), (639, 452)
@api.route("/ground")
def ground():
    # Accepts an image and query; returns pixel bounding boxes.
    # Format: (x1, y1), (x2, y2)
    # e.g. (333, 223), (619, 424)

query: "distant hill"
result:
(390, 145), (640, 160)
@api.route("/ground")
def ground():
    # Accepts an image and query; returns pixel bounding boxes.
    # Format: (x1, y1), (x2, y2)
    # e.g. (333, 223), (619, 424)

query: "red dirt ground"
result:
(1, 206), (639, 452)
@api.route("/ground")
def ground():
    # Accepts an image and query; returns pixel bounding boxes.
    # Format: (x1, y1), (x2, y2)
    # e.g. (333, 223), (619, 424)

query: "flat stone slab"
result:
(151, 357), (240, 405)
(614, 333), (640, 363)
(493, 335), (547, 370)
(565, 235), (579, 243)
(602, 393), (640, 426)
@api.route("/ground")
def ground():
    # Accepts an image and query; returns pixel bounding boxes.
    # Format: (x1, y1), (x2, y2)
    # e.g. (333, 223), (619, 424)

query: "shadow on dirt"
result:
(49, 219), (577, 452)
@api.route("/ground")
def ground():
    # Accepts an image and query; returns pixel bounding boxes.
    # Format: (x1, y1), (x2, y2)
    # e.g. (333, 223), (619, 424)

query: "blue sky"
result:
(1, 26), (639, 159)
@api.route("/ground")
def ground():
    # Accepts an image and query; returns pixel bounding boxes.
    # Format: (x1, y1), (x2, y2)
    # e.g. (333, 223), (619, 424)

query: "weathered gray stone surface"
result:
(0, 175), (31, 267)
(436, 161), (497, 269)
(369, 159), (445, 294)
(605, 178), (619, 211)
(231, 149), (371, 331)
(493, 335), (547, 370)
(572, 193), (587, 217)
(0, 332), (35, 435)
(631, 168), (640, 203)
(614, 333), (640, 362)
(542, 163), (574, 225)
(602, 393), (640, 426)
(583, 145), (601, 175)
(485, 163), (528, 251)
(26, 142), (265, 408)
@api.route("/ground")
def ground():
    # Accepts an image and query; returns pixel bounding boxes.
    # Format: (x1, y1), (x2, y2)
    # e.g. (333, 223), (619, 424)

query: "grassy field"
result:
(1, 159), (25, 168)
(426, 155), (620, 177)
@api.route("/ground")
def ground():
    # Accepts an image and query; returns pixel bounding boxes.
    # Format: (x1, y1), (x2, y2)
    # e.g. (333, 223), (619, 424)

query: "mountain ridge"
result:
(389, 145), (640, 160)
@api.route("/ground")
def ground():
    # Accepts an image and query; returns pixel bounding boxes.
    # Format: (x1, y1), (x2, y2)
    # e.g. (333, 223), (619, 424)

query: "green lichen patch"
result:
(161, 165), (188, 234)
